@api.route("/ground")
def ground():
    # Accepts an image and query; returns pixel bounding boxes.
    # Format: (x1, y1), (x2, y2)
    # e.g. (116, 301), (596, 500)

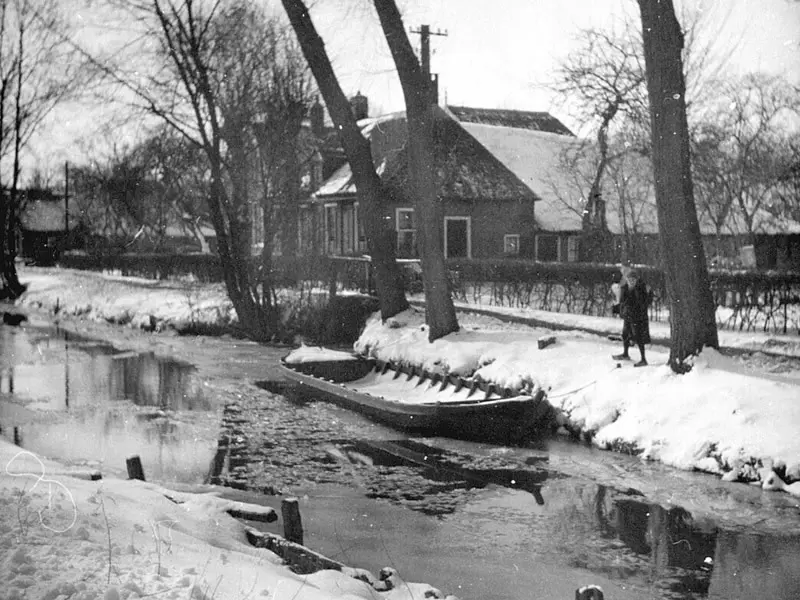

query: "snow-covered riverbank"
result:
(14, 266), (800, 492)
(0, 439), (454, 600)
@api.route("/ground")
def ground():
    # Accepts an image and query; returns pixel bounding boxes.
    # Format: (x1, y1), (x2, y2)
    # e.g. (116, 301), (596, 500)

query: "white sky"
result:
(24, 0), (800, 180)
(307, 0), (800, 116)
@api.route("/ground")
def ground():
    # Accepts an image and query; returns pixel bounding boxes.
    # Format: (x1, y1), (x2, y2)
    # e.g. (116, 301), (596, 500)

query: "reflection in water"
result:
(209, 390), (800, 600)
(709, 531), (800, 599)
(0, 325), (217, 482)
(1, 350), (210, 412)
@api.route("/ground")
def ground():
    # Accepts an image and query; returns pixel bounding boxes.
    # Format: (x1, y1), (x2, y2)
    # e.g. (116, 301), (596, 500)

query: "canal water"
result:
(1, 322), (799, 600)
(0, 322), (216, 482)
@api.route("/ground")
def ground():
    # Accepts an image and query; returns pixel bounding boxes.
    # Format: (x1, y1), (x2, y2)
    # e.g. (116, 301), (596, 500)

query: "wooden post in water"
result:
(13, 426), (21, 446)
(126, 455), (146, 481)
(575, 585), (604, 600)
(281, 497), (304, 545)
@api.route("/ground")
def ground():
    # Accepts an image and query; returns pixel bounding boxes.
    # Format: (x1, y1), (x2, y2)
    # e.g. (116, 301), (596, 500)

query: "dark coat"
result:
(619, 280), (652, 322)
(619, 280), (652, 344)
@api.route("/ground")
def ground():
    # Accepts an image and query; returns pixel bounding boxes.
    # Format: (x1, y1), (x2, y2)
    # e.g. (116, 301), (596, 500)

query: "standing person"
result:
(612, 267), (652, 366)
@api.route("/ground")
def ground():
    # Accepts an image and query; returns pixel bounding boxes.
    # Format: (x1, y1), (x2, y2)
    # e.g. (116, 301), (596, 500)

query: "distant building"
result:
(18, 190), (72, 264)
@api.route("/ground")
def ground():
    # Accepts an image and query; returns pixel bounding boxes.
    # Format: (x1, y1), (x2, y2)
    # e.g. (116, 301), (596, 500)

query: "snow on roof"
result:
(315, 110), (800, 238)
(459, 122), (586, 231)
(20, 199), (73, 232)
(315, 108), (537, 202)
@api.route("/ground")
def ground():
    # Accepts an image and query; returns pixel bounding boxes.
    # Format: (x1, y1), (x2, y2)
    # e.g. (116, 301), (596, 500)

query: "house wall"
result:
(441, 198), (537, 259)
(307, 196), (538, 260)
(307, 196), (800, 270)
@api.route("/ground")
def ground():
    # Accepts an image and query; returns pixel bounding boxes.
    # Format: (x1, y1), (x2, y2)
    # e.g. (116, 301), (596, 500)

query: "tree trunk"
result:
(637, 0), (719, 371)
(0, 13), (27, 301)
(580, 101), (618, 263)
(281, 0), (408, 320)
(373, 0), (459, 341)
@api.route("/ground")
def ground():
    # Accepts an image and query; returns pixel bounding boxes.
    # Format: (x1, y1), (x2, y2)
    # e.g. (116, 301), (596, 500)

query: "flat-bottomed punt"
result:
(279, 347), (553, 444)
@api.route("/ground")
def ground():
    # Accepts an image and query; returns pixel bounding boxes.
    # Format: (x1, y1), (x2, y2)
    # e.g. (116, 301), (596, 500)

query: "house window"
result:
(355, 202), (367, 252)
(342, 203), (355, 254)
(567, 236), (579, 262)
(324, 204), (340, 254)
(504, 234), (520, 255)
(396, 208), (417, 257)
(536, 234), (559, 262)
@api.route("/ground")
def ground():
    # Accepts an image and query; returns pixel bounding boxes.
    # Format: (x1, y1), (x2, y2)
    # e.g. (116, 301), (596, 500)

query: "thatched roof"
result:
(314, 107), (537, 203)
(446, 105), (575, 137)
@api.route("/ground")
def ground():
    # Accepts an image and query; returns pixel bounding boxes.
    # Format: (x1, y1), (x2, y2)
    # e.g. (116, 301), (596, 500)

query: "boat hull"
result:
(279, 357), (553, 444)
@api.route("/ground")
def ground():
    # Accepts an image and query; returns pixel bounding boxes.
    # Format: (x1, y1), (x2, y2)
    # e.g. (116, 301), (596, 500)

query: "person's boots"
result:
(612, 352), (630, 360)
(634, 347), (647, 367)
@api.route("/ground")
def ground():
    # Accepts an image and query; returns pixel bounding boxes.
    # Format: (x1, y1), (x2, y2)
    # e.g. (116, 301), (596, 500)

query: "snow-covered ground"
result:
(0, 440), (451, 600)
(14, 266), (800, 493)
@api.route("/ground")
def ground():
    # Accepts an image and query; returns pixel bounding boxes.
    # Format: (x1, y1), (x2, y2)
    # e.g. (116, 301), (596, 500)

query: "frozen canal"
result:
(1, 321), (798, 600)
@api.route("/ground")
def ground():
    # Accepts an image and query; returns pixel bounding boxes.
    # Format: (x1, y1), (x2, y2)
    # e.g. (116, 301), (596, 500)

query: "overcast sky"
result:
(26, 0), (800, 181)
(309, 0), (799, 114)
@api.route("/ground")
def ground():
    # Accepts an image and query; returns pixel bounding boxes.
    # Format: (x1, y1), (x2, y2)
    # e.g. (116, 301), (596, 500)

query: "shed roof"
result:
(20, 199), (72, 232)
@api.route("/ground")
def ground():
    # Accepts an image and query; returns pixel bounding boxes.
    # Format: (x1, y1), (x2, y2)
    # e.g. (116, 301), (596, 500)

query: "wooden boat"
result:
(279, 348), (554, 444)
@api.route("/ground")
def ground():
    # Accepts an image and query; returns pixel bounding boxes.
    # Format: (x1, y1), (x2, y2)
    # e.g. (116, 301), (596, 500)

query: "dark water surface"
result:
(2, 322), (799, 599)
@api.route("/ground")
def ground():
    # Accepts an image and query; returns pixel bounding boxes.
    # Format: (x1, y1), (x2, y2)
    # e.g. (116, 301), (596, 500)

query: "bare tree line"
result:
(549, 9), (799, 267)
(8, 0), (794, 371)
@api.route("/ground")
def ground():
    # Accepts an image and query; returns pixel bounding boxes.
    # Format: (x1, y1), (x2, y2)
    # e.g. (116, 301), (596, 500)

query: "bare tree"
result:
(372, 0), (458, 341)
(0, 0), (93, 297)
(74, 143), (158, 248)
(281, 0), (409, 320)
(637, 0), (719, 372)
(97, 0), (318, 340)
(71, 126), (214, 253)
(552, 25), (648, 262)
(141, 126), (213, 252)
(691, 122), (738, 260)
(550, 6), (734, 264)
(709, 74), (799, 243)
(773, 133), (800, 222)
(604, 138), (657, 264)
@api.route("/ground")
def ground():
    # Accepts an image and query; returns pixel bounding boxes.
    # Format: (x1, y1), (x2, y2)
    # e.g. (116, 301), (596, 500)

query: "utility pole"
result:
(64, 161), (69, 233)
(64, 161), (69, 252)
(410, 24), (447, 104)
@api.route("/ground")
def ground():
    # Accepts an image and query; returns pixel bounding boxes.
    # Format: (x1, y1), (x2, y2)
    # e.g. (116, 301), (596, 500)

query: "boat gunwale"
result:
(279, 355), (542, 409)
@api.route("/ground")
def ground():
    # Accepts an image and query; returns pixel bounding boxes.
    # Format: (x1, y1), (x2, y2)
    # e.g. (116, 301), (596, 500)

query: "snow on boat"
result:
(280, 347), (554, 444)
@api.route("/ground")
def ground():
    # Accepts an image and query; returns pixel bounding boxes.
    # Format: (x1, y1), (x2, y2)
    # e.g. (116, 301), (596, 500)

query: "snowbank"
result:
(0, 439), (456, 600)
(13, 267), (800, 494)
(356, 309), (800, 490)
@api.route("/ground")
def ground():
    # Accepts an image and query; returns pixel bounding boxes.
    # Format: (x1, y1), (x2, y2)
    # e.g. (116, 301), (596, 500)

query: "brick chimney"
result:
(310, 97), (325, 137)
(350, 92), (368, 121)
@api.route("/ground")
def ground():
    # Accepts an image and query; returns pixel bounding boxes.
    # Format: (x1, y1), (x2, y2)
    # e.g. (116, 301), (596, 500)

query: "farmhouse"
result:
(301, 97), (800, 271)
(303, 103), (577, 261)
